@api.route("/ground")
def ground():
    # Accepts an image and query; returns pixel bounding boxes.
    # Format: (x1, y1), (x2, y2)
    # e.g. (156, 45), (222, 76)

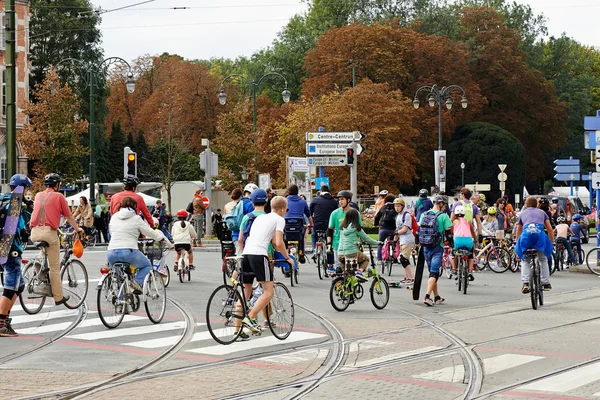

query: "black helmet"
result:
(419, 189), (428, 197)
(433, 195), (448, 204)
(44, 173), (61, 187)
(336, 190), (353, 200)
(10, 174), (32, 188)
(123, 175), (140, 187)
(539, 197), (549, 205)
(551, 197), (559, 203)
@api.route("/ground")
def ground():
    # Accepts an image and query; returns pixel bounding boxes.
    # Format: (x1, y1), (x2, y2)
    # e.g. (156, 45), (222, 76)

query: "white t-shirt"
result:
(242, 212), (285, 256)
(395, 211), (415, 245)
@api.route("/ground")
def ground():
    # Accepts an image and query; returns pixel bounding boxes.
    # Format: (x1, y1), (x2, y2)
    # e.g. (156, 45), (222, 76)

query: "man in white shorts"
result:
(241, 196), (294, 333)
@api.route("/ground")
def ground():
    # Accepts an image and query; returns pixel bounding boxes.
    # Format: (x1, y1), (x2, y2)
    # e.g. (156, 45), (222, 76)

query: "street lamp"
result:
(57, 57), (135, 207)
(241, 169), (248, 181)
(412, 84), (468, 150)
(461, 162), (465, 187)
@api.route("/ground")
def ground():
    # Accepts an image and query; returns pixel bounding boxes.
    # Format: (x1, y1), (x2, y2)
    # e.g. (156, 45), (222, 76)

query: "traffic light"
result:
(126, 152), (137, 176)
(346, 147), (354, 165)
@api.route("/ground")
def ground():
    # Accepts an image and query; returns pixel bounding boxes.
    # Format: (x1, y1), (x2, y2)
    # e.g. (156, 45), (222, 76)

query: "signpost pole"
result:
(350, 141), (357, 201)
(202, 139), (213, 238)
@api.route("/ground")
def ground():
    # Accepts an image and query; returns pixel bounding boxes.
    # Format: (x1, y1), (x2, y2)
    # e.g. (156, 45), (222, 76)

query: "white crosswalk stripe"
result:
(10, 309), (92, 325)
(67, 321), (201, 341)
(17, 315), (146, 335)
(343, 345), (445, 370)
(521, 361), (600, 393)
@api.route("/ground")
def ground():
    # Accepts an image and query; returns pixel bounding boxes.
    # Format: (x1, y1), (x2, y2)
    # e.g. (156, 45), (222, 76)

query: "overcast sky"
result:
(91, 0), (600, 62)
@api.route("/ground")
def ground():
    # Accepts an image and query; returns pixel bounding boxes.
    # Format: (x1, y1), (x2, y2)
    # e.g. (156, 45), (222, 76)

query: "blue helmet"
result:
(573, 214), (582, 221)
(10, 174), (32, 188)
(251, 188), (267, 204)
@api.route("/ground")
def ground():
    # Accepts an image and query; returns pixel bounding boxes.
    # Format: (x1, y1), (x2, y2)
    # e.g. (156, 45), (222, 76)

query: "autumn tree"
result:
(20, 68), (89, 189)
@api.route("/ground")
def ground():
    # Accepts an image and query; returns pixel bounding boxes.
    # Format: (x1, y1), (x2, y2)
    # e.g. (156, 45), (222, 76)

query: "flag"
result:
(523, 186), (530, 198)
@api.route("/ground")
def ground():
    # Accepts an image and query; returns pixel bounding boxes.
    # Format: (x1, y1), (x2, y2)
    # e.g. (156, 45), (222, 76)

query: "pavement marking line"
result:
(257, 348), (328, 365)
(67, 321), (192, 341)
(343, 346), (444, 370)
(11, 305), (51, 313)
(16, 315), (146, 335)
(187, 332), (327, 356)
(11, 309), (95, 325)
(521, 361), (600, 393)
(123, 323), (210, 349)
(413, 353), (544, 383)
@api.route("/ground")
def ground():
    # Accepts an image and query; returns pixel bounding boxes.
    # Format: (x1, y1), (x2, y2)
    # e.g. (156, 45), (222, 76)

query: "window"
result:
(1, 13), (5, 50)
(1, 69), (5, 117)
(0, 145), (7, 185)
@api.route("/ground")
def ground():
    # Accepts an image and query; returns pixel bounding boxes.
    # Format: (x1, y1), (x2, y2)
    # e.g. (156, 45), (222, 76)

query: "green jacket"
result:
(338, 223), (379, 256)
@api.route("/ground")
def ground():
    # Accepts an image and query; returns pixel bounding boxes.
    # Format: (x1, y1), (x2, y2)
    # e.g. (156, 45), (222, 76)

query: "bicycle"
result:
(473, 237), (512, 273)
(206, 255), (294, 344)
(284, 218), (304, 286)
(175, 248), (192, 283)
(552, 240), (570, 274)
(440, 242), (454, 279)
(523, 249), (543, 310)
(380, 234), (395, 276)
(313, 230), (329, 279)
(284, 240), (300, 287)
(585, 243), (600, 275)
(19, 230), (89, 314)
(329, 243), (390, 312)
(97, 240), (167, 328)
(139, 238), (172, 287)
(454, 248), (471, 295)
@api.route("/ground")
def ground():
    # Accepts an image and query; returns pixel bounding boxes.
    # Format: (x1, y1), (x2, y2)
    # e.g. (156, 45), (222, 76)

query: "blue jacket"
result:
(515, 223), (553, 259)
(416, 197), (433, 221)
(570, 222), (585, 241)
(284, 195), (310, 220)
(309, 193), (338, 230)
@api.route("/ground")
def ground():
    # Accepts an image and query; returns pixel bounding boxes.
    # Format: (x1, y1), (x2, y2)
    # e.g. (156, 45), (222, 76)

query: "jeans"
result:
(2, 256), (23, 291)
(192, 214), (204, 241)
(556, 237), (575, 264)
(571, 238), (583, 264)
(521, 250), (550, 285)
(378, 228), (396, 260)
(423, 246), (444, 274)
(107, 248), (152, 286)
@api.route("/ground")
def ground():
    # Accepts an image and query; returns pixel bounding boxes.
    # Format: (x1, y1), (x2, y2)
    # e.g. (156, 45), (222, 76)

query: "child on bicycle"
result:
(570, 214), (585, 264)
(338, 208), (381, 281)
(151, 217), (174, 275)
(553, 216), (575, 266)
(481, 207), (498, 237)
(171, 209), (197, 271)
(452, 205), (477, 279)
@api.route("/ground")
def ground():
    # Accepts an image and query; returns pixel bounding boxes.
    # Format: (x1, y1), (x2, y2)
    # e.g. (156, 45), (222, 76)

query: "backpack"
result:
(224, 200), (244, 231)
(462, 201), (474, 222)
(418, 211), (442, 247)
(402, 211), (420, 234)
(380, 206), (396, 226)
(242, 212), (258, 246)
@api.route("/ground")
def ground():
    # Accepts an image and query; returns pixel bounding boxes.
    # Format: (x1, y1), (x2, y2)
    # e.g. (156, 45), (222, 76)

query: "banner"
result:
(434, 150), (447, 193)
(286, 156), (312, 201)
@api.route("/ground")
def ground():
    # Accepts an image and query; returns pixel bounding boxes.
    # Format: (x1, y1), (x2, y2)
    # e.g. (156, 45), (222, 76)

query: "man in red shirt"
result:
(109, 175), (153, 227)
(30, 173), (84, 306)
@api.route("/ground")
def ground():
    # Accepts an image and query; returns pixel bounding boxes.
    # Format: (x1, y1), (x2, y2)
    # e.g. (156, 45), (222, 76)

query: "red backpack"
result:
(403, 211), (420, 235)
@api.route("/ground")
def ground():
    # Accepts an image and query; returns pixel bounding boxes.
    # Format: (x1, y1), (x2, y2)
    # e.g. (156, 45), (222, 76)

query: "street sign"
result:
(201, 196), (210, 208)
(582, 172), (592, 181)
(306, 143), (352, 156)
(553, 158), (580, 166)
(199, 151), (219, 175)
(315, 177), (330, 189)
(553, 165), (580, 174)
(553, 173), (580, 181)
(592, 172), (600, 188)
(584, 111), (600, 130)
(465, 183), (491, 191)
(307, 156), (347, 166)
(498, 164), (507, 172)
(356, 143), (365, 156)
(306, 131), (364, 142)
(585, 131), (596, 150)
(497, 172), (507, 182)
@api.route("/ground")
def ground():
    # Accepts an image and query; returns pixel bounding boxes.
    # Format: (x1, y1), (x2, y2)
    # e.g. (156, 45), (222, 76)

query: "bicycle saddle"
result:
(34, 241), (49, 248)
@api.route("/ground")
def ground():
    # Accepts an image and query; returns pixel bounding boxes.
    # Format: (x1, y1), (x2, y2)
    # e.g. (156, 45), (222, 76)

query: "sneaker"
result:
(311, 254), (317, 262)
(327, 267), (336, 276)
(521, 283), (530, 294)
(543, 284), (552, 291)
(434, 296), (445, 305)
(173, 264), (179, 272)
(157, 267), (168, 276)
(236, 330), (250, 341)
(468, 273), (475, 282)
(355, 270), (367, 281)
(0, 324), (17, 337)
(130, 280), (143, 295)
(242, 316), (262, 333)
(189, 264), (195, 271)
(423, 297), (434, 307)
(299, 254), (306, 264)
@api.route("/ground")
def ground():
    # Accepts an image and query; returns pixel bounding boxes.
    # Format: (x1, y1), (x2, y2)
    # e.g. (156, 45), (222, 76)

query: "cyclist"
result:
(515, 196), (554, 293)
(393, 198), (415, 283)
(338, 208), (381, 281)
(452, 205), (477, 278)
(241, 196), (294, 334)
(451, 188), (482, 281)
(415, 189), (433, 222)
(171, 210), (197, 272)
(72, 196), (94, 241)
(238, 189), (268, 253)
(475, 193), (488, 215)
(309, 185), (338, 273)
(374, 194), (397, 262)
(231, 185), (256, 254)
(109, 175), (154, 227)
(375, 190), (388, 213)
(107, 196), (169, 295)
(570, 214), (585, 265)
(0, 174), (33, 336)
(551, 197), (566, 224)
(419, 195), (452, 306)
(30, 173), (84, 306)
(150, 217), (173, 275)
(327, 190), (359, 270)
(554, 216), (575, 266)
(284, 184), (312, 263)
(481, 207), (498, 236)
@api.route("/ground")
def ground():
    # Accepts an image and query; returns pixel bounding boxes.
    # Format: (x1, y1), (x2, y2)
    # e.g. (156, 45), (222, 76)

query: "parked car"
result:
(533, 195), (590, 243)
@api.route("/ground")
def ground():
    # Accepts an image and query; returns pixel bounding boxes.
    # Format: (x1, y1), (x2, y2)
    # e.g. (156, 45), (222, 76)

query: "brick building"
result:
(0, 0), (29, 183)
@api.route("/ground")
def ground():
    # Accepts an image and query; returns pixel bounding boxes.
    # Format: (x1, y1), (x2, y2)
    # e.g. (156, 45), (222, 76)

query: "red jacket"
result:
(109, 190), (153, 227)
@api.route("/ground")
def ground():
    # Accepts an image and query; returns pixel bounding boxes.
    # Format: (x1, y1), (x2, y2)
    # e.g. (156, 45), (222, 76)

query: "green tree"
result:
(134, 131), (152, 182)
(446, 122), (526, 200)
(106, 121), (127, 182)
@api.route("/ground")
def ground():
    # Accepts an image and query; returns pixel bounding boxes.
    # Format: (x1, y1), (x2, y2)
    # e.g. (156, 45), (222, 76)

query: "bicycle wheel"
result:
(316, 247), (323, 280)
(380, 260), (386, 275)
(294, 267), (299, 285)
(268, 282), (294, 340)
(585, 247), (600, 275)
(462, 260), (468, 295)
(530, 262), (538, 310)
(19, 261), (46, 315)
(486, 248), (511, 273)
(457, 263), (463, 292)
(370, 277), (389, 309)
(60, 260), (88, 309)
(144, 270), (166, 323)
(206, 284), (245, 345)
(443, 255), (453, 279)
(162, 265), (171, 287)
(538, 268), (544, 307)
(86, 232), (97, 248)
(386, 258), (393, 277)
(97, 273), (126, 328)
(223, 258), (235, 285)
(330, 277), (350, 312)
(178, 258), (186, 283)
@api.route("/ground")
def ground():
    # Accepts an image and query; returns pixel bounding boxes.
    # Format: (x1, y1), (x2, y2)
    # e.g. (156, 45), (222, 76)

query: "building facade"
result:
(0, 0), (29, 183)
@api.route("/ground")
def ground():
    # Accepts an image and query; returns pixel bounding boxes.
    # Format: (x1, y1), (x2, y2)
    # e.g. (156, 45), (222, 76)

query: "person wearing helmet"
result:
(416, 189), (433, 222)
(0, 174), (34, 336)
(284, 184), (313, 263)
(481, 207), (498, 236)
(393, 197), (414, 283)
(30, 173), (84, 308)
(228, 187), (255, 254)
(515, 196), (554, 294)
(171, 209), (197, 272)
(238, 189), (268, 253)
(553, 216), (575, 266)
(374, 194), (398, 261)
(244, 183), (259, 196)
(452, 204), (477, 282)
(419, 195), (452, 306)
(550, 197), (566, 224)
(109, 175), (153, 227)
(327, 190), (359, 270)
(570, 214), (585, 264)
(149, 217), (173, 276)
(375, 190), (388, 213)
(309, 185), (338, 273)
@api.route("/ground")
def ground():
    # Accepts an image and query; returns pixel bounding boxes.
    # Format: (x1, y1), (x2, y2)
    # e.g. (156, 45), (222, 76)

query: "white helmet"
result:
(454, 205), (465, 217)
(244, 183), (258, 194)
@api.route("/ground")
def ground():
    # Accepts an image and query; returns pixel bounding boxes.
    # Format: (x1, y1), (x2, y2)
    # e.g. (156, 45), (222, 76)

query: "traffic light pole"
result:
(204, 141), (213, 239)
(350, 141), (357, 202)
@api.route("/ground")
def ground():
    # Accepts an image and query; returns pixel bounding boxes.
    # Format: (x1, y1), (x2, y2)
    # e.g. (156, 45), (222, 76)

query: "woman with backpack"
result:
(374, 194), (397, 261)
(171, 209), (197, 272)
(393, 198), (415, 284)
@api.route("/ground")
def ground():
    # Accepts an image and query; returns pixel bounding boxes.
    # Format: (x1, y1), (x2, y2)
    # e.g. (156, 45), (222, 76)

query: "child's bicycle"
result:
(139, 239), (172, 287)
(329, 243), (390, 312)
(380, 234), (396, 276)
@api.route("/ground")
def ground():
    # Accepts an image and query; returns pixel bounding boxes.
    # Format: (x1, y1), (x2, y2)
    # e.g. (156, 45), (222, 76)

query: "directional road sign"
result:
(307, 156), (347, 166)
(305, 131), (365, 142)
(553, 158), (580, 166)
(553, 165), (580, 174)
(465, 183), (491, 191)
(584, 110), (600, 131)
(356, 143), (365, 155)
(585, 131), (596, 150)
(582, 172), (592, 181)
(306, 143), (366, 156)
(592, 172), (600, 188)
(554, 173), (580, 181)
